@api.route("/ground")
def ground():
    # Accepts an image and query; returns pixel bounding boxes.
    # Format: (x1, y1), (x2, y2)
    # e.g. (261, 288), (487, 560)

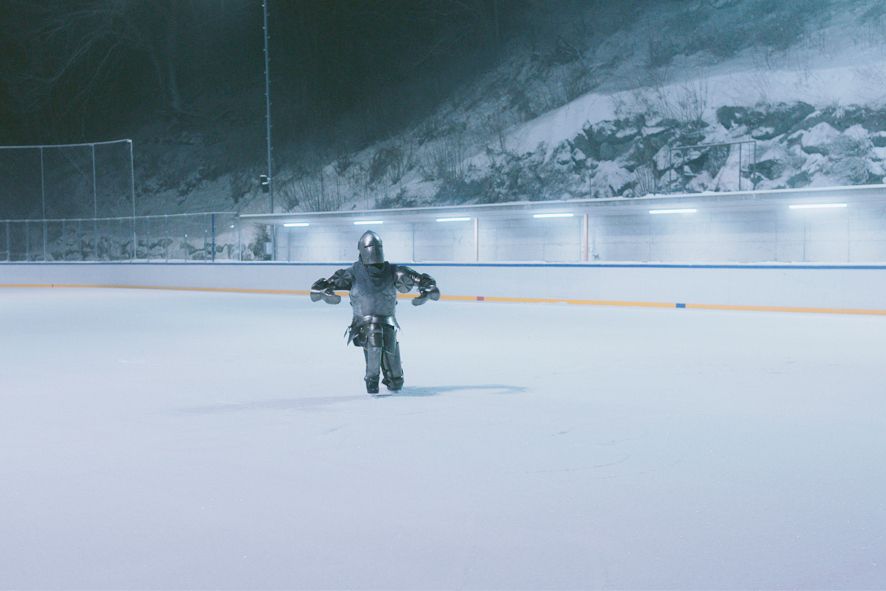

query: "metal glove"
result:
(412, 285), (440, 306)
(310, 278), (341, 304)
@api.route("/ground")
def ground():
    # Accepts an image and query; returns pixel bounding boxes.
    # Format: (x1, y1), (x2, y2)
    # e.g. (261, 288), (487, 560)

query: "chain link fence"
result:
(0, 213), (263, 262)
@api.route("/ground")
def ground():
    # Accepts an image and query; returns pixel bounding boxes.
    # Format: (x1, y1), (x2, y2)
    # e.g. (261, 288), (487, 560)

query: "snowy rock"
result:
(828, 157), (869, 184)
(590, 161), (633, 197)
(843, 124), (870, 141)
(687, 171), (715, 193)
(754, 159), (787, 181)
(800, 123), (841, 154)
(750, 126), (775, 140)
(866, 160), (885, 178)
(653, 146), (672, 171)
(715, 102), (814, 139)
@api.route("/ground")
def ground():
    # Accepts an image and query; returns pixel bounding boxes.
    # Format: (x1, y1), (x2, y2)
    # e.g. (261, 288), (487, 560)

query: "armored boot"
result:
(380, 325), (404, 392)
(365, 376), (380, 394)
(363, 322), (388, 396)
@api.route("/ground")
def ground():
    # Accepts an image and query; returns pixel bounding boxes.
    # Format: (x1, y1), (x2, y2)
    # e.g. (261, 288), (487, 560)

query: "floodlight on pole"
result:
(262, 0), (276, 260)
(262, 0), (273, 208)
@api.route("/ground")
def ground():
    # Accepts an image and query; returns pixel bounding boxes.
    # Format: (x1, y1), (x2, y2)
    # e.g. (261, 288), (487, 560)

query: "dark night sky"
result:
(0, 0), (532, 148)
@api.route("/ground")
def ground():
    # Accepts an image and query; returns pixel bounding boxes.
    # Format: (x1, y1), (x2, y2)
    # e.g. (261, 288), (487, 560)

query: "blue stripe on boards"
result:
(3, 262), (886, 271)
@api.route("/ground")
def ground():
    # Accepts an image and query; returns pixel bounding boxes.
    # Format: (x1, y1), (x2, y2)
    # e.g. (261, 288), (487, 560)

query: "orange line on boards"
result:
(1, 283), (885, 316)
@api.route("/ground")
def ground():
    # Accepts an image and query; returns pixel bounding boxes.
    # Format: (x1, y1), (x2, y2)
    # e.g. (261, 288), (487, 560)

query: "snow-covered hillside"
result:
(135, 0), (886, 214)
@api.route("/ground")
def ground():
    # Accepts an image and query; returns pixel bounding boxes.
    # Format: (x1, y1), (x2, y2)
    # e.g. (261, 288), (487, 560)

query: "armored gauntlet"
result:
(310, 278), (341, 304)
(412, 273), (440, 306)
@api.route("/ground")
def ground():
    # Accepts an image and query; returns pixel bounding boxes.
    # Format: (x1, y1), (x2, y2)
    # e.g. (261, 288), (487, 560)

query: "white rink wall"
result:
(2, 261), (885, 312)
(258, 185), (886, 264)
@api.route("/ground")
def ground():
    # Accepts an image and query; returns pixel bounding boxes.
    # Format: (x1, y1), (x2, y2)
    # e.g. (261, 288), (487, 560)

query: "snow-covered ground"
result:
(2, 288), (886, 589)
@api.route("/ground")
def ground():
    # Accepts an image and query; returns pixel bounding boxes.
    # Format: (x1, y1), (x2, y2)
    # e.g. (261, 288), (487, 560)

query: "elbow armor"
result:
(394, 268), (417, 293)
(394, 266), (440, 305)
(311, 269), (352, 305)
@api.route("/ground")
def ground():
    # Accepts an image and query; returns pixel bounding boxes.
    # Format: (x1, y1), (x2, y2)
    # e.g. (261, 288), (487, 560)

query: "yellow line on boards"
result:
(2, 283), (886, 317)
(685, 302), (886, 316)
(0, 283), (312, 296)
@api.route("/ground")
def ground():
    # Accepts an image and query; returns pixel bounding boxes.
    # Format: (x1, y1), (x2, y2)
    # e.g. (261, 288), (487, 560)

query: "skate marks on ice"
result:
(395, 383), (526, 397)
(175, 395), (367, 415)
(174, 385), (524, 415)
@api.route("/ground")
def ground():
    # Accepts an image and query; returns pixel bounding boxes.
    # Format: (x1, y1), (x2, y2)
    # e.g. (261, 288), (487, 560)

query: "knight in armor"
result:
(310, 231), (440, 395)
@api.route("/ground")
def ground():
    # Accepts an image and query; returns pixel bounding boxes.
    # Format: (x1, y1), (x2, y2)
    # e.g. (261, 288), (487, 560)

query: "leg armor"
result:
(350, 315), (400, 393)
(363, 322), (385, 383)
(380, 325), (404, 391)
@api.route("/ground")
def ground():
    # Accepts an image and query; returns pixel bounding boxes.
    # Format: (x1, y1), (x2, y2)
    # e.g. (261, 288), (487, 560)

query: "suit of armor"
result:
(311, 231), (440, 395)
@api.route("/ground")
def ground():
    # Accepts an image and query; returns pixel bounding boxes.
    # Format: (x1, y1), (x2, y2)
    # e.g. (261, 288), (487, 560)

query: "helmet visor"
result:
(360, 244), (384, 264)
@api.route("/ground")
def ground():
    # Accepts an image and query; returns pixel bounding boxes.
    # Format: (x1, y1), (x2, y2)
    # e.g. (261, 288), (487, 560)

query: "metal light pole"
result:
(262, 0), (276, 259)
(129, 139), (136, 260)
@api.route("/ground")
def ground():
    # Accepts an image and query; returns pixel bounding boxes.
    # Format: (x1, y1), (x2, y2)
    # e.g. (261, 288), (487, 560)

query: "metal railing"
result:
(3, 184), (886, 265)
(665, 140), (757, 193)
(242, 184), (886, 264)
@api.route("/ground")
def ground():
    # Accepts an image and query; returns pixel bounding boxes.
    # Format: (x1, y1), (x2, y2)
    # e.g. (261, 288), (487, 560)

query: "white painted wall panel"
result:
(3, 262), (885, 311)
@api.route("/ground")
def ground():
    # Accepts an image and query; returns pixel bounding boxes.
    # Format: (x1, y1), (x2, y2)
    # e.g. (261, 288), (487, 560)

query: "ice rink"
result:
(2, 287), (886, 589)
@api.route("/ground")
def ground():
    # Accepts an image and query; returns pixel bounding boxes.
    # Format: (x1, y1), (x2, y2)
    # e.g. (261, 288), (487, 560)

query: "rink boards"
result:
(1, 261), (886, 316)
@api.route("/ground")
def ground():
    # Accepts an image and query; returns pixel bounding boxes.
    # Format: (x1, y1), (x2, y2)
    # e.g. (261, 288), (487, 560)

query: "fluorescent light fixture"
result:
(649, 208), (697, 215)
(532, 213), (575, 219)
(353, 220), (383, 225)
(789, 203), (847, 210)
(284, 222), (310, 227)
(436, 217), (471, 223)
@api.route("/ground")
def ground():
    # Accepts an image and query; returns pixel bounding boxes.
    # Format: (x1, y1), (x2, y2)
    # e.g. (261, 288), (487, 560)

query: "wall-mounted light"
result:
(649, 208), (697, 215)
(532, 213), (575, 219)
(353, 220), (383, 225)
(284, 222), (310, 227)
(789, 203), (847, 210)
(436, 217), (471, 223)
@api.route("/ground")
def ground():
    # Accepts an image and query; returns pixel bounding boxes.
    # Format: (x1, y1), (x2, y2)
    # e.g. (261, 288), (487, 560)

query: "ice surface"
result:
(2, 288), (886, 589)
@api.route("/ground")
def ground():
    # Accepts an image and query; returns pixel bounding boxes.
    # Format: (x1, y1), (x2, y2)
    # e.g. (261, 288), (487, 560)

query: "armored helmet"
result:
(358, 230), (385, 265)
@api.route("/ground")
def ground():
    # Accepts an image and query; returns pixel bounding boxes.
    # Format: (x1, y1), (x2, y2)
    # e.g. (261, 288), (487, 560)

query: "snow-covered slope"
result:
(135, 0), (886, 214)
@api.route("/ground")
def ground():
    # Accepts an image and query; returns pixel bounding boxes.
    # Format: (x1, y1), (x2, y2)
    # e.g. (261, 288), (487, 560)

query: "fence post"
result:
(581, 212), (589, 261)
(753, 142), (758, 190)
(210, 213), (216, 262)
(473, 217), (480, 262)
(668, 146), (672, 192)
(40, 148), (47, 261)
(129, 140), (136, 261)
(5, 221), (9, 262)
(91, 144), (98, 218)
(91, 144), (99, 254)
